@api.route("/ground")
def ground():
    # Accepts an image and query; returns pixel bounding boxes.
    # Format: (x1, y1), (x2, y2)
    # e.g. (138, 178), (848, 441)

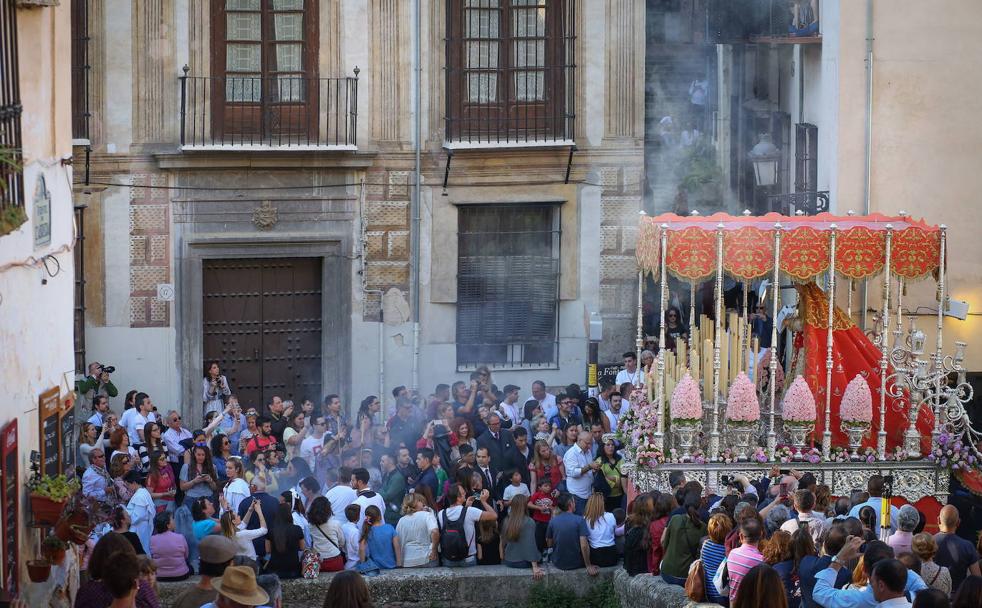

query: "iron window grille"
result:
(71, 0), (90, 143)
(0, 0), (23, 221)
(456, 203), (561, 370)
(445, 0), (576, 147)
(74, 204), (87, 373)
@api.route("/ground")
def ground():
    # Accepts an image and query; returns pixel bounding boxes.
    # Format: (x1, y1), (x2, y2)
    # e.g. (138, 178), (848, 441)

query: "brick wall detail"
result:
(362, 169), (411, 321)
(598, 166), (642, 362)
(129, 174), (171, 328)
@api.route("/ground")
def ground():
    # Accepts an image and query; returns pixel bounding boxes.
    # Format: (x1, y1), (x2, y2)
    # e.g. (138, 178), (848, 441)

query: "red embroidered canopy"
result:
(636, 212), (941, 282)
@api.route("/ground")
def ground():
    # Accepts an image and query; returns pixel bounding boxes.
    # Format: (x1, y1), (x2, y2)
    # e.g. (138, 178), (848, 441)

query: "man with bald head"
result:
(562, 430), (600, 514)
(934, 504), (981, 594)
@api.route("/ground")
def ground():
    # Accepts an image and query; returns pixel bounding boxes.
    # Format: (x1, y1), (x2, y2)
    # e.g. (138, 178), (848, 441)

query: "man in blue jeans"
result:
(436, 484), (498, 567)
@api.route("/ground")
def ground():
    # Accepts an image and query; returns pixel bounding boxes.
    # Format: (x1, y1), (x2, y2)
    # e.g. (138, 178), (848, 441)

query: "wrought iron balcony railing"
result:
(767, 190), (830, 216)
(179, 69), (359, 150)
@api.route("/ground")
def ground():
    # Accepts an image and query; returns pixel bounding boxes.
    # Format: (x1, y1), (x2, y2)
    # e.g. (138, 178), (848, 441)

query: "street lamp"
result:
(749, 133), (781, 187)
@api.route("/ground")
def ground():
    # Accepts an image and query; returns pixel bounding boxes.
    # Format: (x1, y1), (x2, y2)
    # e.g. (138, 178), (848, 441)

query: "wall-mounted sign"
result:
(0, 420), (18, 594)
(33, 174), (51, 248)
(38, 387), (60, 477)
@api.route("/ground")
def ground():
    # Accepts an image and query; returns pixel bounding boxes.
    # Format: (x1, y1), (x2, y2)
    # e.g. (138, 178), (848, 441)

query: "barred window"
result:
(456, 204), (560, 369)
(446, 0), (575, 144)
(0, 0), (24, 227)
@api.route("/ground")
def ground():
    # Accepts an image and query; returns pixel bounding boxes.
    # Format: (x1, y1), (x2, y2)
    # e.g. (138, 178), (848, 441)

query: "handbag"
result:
(712, 557), (730, 596)
(685, 558), (706, 601)
(301, 548), (321, 579)
(316, 523), (347, 563)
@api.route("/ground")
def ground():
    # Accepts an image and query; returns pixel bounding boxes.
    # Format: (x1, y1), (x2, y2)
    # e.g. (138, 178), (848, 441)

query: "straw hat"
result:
(211, 566), (269, 606)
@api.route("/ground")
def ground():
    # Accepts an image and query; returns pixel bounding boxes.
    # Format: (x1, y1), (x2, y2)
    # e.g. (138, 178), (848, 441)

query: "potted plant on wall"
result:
(41, 536), (68, 566)
(27, 473), (80, 526)
(0, 146), (25, 236)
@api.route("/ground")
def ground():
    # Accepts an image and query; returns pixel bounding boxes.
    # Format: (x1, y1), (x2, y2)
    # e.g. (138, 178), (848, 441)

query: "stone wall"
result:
(158, 566), (731, 608)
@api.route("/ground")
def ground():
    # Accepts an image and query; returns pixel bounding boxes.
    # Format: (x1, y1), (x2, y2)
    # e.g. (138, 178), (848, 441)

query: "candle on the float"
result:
(720, 329), (729, 396)
(703, 338), (713, 397)
(752, 336), (760, 383)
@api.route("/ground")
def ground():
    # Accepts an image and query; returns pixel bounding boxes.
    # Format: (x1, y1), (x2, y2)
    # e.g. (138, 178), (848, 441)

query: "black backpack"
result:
(439, 507), (470, 563)
(622, 525), (647, 576)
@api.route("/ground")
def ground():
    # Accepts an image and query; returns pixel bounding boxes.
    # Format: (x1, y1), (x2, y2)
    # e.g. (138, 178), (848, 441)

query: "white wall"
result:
(84, 326), (178, 415)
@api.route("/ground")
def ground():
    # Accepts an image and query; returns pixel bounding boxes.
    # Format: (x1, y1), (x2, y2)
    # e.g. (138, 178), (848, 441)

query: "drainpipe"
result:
(410, 0), (422, 393)
(860, 0), (875, 330)
(359, 179), (386, 416)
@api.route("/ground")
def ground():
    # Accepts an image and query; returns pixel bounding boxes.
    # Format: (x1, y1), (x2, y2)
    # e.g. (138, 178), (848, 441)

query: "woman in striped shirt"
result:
(703, 513), (733, 605)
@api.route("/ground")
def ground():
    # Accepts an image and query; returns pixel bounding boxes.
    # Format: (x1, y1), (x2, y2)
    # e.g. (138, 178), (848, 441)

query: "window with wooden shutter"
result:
(0, 0), (24, 233)
(456, 204), (560, 369)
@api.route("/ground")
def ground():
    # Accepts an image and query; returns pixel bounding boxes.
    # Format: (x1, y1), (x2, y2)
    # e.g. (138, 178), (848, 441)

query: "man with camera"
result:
(77, 361), (119, 411)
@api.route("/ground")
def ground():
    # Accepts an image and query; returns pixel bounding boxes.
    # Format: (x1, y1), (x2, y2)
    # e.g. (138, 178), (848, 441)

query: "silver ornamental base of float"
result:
(904, 429), (922, 459)
(624, 460), (949, 504)
(784, 421), (815, 460)
(728, 424), (755, 461)
(842, 422), (871, 460)
(673, 421), (701, 461)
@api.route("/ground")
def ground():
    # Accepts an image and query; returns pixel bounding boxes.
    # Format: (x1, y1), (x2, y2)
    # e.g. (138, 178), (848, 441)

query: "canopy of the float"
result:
(636, 212), (942, 282)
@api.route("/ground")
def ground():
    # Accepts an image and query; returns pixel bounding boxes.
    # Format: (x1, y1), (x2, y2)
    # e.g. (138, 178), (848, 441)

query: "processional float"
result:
(618, 211), (982, 510)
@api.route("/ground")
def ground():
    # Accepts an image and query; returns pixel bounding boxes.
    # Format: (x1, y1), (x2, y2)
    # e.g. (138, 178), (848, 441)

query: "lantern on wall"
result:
(749, 133), (781, 187)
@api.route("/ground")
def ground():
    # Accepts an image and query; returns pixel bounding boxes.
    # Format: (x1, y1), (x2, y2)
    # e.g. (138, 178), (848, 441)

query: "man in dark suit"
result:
(237, 475), (280, 561)
(474, 446), (499, 500)
(501, 426), (533, 487)
(476, 414), (514, 470)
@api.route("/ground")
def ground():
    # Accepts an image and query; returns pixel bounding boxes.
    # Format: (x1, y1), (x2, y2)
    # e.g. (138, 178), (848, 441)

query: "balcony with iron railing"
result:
(179, 67), (359, 151)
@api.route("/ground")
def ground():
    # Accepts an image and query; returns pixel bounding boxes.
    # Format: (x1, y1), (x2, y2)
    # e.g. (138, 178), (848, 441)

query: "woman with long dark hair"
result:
(281, 490), (312, 547)
(500, 494), (544, 578)
(529, 440), (564, 492)
(190, 496), (221, 540)
(595, 439), (625, 512)
(623, 493), (655, 576)
(210, 433), (232, 481)
(179, 445), (218, 503)
(282, 410), (306, 461)
(74, 532), (161, 608)
(580, 398), (609, 433)
(110, 452), (136, 503)
(307, 495), (346, 572)
(137, 421), (165, 471)
(202, 360), (231, 416)
(146, 451), (177, 513)
(648, 492), (676, 574)
(149, 511), (190, 582)
(263, 503), (306, 579)
(659, 491), (706, 586)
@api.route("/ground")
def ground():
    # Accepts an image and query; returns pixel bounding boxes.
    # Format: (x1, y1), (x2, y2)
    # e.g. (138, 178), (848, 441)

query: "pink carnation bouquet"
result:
(726, 372), (760, 425)
(670, 373), (703, 423)
(782, 375), (817, 422)
(840, 374), (873, 426)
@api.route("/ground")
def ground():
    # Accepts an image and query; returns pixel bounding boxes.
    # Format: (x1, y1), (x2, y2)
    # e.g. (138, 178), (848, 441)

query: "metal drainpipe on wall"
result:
(860, 0), (875, 332)
(410, 0), (422, 394)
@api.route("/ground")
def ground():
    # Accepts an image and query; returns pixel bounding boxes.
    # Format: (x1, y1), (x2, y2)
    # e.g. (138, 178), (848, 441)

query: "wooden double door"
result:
(202, 257), (323, 410)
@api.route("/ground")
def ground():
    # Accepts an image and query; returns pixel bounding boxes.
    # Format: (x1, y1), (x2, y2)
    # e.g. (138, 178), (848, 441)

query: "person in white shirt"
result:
(596, 382), (614, 412)
(528, 381), (558, 421)
(614, 352), (640, 388)
(495, 385), (522, 429)
(325, 467), (358, 526)
(300, 415), (328, 471)
(161, 410), (192, 470)
(583, 493), (620, 567)
(500, 470), (530, 508)
(780, 489), (829, 551)
(396, 494), (439, 568)
(563, 431), (599, 515)
(124, 470), (155, 553)
(220, 498), (268, 561)
(341, 503), (361, 570)
(221, 457), (251, 515)
(603, 392), (626, 430)
(350, 467), (386, 528)
(870, 558), (913, 608)
(120, 392), (156, 445)
(436, 485), (498, 565)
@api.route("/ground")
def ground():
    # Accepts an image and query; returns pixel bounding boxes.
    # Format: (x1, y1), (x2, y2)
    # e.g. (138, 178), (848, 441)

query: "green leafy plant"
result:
(525, 579), (621, 608)
(0, 146), (25, 236)
(677, 144), (723, 193)
(28, 474), (80, 502)
(42, 536), (67, 552)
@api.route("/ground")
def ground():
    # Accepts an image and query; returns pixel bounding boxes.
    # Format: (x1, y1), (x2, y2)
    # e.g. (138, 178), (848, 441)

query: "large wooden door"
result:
(202, 257), (322, 410)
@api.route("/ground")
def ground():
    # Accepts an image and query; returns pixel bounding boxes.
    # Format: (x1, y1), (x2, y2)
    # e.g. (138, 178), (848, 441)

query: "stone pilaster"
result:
(604, 0), (645, 140)
(362, 167), (412, 320)
(132, 0), (177, 144)
(369, 0), (410, 143)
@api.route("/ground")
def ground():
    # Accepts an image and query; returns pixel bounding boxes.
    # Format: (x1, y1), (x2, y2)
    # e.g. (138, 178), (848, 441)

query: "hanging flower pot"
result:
(27, 560), (52, 583)
(30, 494), (67, 526)
(41, 536), (68, 565)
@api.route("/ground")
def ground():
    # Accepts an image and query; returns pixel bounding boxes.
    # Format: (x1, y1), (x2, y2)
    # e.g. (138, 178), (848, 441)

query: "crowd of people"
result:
(73, 360), (982, 608)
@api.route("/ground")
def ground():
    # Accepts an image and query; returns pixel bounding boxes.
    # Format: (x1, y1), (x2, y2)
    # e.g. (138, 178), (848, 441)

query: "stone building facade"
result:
(76, 0), (646, 421)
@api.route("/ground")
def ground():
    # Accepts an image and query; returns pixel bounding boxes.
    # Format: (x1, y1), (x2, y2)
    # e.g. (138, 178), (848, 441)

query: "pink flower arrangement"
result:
(726, 372), (760, 424)
(840, 374), (873, 425)
(670, 373), (703, 423)
(782, 375), (817, 422)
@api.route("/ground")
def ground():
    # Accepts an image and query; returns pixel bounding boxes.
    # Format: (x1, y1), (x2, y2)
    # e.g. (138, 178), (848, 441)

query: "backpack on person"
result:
(439, 507), (470, 563)
(685, 558), (706, 601)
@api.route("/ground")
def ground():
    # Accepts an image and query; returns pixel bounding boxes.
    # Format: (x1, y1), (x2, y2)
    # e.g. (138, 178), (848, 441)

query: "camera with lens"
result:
(100, 364), (116, 374)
